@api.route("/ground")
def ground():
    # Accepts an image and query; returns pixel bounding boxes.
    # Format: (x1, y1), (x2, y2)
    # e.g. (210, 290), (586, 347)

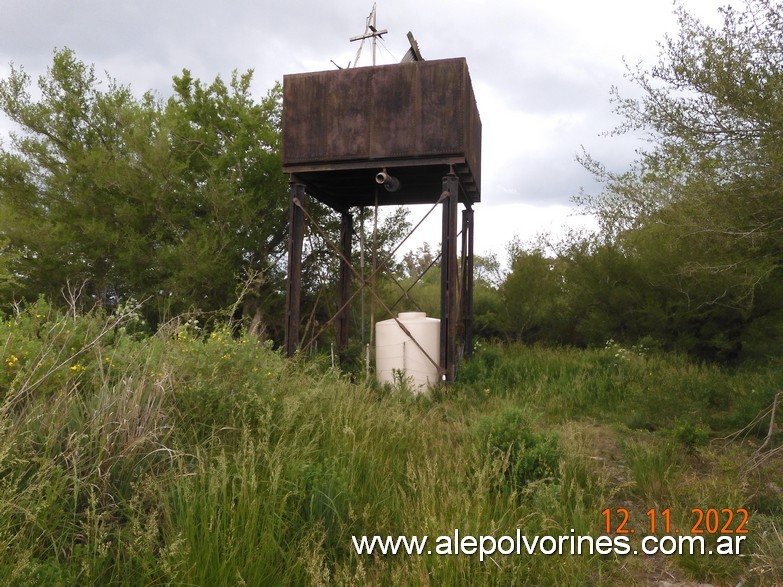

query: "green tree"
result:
(578, 0), (783, 359)
(160, 69), (289, 336)
(0, 50), (167, 308)
(472, 252), (506, 339)
(501, 244), (567, 343)
(554, 234), (670, 348)
(0, 49), (290, 335)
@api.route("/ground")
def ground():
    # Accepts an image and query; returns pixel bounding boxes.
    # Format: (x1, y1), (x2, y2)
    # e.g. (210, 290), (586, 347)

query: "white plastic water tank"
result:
(375, 312), (440, 391)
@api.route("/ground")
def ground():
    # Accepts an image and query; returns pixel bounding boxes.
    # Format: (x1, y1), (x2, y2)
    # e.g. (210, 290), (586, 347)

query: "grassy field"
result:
(0, 301), (781, 585)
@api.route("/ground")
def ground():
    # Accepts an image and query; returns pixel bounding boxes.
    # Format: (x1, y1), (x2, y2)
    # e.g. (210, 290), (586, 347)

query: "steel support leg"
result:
(440, 173), (459, 382)
(284, 182), (306, 357)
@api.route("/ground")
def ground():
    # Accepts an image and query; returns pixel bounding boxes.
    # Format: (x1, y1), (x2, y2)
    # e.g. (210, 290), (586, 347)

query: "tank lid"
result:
(398, 312), (427, 320)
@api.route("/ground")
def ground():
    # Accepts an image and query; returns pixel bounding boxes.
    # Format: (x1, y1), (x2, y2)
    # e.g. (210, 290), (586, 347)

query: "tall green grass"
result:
(0, 303), (780, 585)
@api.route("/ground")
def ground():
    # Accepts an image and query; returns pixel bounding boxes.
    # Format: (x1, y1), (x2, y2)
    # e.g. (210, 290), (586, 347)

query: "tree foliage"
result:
(0, 49), (290, 333)
(564, 0), (783, 359)
(501, 244), (566, 343)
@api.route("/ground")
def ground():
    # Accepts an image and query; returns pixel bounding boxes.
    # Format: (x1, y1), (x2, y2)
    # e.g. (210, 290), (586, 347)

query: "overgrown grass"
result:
(0, 302), (780, 585)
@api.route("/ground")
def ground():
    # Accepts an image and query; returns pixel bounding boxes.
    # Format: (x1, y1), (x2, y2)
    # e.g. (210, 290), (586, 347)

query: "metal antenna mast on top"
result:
(349, 3), (387, 359)
(350, 3), (387, 67)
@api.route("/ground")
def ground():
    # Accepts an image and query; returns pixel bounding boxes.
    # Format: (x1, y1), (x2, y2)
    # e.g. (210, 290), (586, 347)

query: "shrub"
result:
(475, 407), (561, 490)
(671, 418), (710, 450)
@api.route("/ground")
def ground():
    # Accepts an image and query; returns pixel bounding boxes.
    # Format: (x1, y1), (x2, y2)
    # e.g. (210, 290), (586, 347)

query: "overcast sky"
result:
(1, 0), (726, 261)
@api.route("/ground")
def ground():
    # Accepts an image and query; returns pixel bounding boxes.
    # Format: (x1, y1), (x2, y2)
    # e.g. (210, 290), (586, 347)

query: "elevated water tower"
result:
(281, 21), (481, 382)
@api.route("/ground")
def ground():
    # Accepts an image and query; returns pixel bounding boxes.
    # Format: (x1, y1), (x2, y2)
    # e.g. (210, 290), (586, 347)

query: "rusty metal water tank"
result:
(282, 57), (482, 210)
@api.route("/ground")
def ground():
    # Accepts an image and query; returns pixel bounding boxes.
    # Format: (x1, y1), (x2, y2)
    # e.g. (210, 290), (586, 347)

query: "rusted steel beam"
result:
(338, 211), (353, 355)
(284, 182), (307, 357)
(461, 207), (475, 359)
(440, 173), (459, 382)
